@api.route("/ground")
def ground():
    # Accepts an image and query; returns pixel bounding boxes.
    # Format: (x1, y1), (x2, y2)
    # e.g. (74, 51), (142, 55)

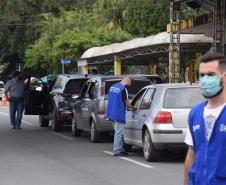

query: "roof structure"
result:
(79, 32), (212, 66)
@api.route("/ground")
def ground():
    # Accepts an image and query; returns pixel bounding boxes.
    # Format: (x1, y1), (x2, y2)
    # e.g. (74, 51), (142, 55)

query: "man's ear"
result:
(222, 72), (226, 85)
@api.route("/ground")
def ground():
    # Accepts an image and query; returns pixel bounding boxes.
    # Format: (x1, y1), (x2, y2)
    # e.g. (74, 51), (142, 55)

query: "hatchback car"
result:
(123, 83), (205, 161)
(0, 81), (4, 100)
(72, 76), (151, 142)
(25, 74), (90, 131)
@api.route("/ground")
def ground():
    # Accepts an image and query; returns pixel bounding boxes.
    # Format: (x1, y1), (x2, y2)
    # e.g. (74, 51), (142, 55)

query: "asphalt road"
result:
(0, 105), (185, 185)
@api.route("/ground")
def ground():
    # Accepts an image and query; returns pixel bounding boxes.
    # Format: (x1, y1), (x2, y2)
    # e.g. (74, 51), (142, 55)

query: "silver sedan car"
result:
(123, 83), (205, 161)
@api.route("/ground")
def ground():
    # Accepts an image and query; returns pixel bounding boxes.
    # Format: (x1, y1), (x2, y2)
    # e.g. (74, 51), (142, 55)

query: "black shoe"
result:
(113, 152), (128, 157)
(16, 126), (22, 129)
(12, 126), (16, 129)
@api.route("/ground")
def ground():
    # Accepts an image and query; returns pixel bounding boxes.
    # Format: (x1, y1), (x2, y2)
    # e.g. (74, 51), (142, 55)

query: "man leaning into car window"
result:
(184, 52), (226, 185)
(106, 77), (135, 157)
(4, 71), (26, 129)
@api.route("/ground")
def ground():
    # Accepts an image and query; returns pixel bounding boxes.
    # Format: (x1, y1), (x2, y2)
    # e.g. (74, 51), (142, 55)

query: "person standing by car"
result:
(4, 71), (26, 129)
(184, 52), (226, 185)
(106, 77), (135, 156)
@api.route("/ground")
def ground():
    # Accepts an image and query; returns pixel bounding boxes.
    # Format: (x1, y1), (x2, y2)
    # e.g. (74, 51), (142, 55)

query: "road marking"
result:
(0, 112), (33, 125)
(103, 151), (154, 169)
(0, 112), (8, 116)
(50, 131), (74, 141)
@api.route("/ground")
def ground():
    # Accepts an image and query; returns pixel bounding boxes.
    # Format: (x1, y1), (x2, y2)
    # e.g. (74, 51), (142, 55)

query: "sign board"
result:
(61, 59), (71, 64)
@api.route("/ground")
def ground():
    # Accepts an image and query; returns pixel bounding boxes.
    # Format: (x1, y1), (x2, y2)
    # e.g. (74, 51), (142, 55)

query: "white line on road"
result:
(103, 151), (154, 169)
(0, 112), (34, 125)
(50, 131), (74, 141)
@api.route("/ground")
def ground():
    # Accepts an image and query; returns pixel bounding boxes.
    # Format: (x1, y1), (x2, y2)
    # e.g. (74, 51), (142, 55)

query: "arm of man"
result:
(4, 81), (11, 101)
(184, 146), (195, 185)
(122, 89), (134, 109)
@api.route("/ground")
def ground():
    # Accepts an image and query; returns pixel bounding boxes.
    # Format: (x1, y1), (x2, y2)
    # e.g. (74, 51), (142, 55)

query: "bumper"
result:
(150, 124), (187, 150)
(94, 114), (114, 132)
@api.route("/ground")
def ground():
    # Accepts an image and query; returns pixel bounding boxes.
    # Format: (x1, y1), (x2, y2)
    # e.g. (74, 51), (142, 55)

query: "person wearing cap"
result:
(106, 77), (135, 157)
(4, 71), (26, 129)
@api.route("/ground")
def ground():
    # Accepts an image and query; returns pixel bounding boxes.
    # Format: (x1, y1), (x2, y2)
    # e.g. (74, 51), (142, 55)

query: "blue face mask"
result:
(199, 75), (223, 98)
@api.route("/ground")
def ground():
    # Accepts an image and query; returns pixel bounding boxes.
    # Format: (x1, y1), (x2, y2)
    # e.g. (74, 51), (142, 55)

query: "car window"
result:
(0, 83), (4, 88)
(87, 82), (97, 99)
(126, 80), (151, 98)
(139, 88), (155, 110)
(53, 77), (63, 89)
(79, 82), (90, 98)
(64, 79), (88, 94)
(131, 89), (146, 109)
(163, 87), (205, 108)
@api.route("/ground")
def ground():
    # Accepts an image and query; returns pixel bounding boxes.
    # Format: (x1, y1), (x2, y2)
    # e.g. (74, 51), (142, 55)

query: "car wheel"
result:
(90, 120), (101, 143)
(51, 111), (61, 132)
(39, 116), (49, 127)
(71, 118), (81, 137)
(123, 137), (132, 152)
(143, 129), (159, 162)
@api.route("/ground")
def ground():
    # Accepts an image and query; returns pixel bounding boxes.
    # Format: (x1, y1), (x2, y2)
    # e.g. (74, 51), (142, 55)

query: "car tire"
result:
(51, 110), (61, 132)
(143, 129), (159, 162)
(123, 137), (132, 152)
(71, 118), (81, 137)
(39, 116), (49, 127)
(90, 120), (101, 143)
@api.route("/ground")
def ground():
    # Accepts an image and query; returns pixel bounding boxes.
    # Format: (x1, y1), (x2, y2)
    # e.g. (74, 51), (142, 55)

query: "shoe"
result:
(16, 126), (22, 129)
(113, 152), (128, 157)
(12, 126), (16, 129)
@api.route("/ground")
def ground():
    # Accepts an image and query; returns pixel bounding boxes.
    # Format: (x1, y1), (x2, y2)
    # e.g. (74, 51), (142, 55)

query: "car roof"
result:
(57, 74), (101, 79)
(144, 83), (199, 89)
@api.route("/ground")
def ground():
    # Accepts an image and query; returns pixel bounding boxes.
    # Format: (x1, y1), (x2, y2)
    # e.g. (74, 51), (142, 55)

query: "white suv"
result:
(0, 81), (4, 100)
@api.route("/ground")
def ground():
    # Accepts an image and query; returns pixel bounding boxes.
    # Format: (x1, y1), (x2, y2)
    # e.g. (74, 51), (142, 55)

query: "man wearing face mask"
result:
(4, 71), (26, 129)
(184, 53), (226, 185)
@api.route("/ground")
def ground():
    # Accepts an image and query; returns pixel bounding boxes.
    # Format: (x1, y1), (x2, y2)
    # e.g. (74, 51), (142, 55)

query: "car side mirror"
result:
(36, 87), (42, 92)
(72, 94), (79, 99)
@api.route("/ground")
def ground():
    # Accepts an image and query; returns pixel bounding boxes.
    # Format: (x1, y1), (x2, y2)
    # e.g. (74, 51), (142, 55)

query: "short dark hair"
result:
(13, 71), (21, 77)
(200, 52), (226, 71)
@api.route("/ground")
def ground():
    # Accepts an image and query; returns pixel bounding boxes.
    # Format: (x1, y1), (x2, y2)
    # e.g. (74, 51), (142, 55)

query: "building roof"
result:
(80, 32), (212, 62)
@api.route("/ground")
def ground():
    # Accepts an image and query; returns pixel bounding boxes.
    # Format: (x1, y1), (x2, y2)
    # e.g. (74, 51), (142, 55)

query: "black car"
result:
(25, 74), (90, 131)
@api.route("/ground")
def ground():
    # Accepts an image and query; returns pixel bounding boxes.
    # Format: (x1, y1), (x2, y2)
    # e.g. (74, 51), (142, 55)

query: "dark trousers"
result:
(9, 97), (24, 126)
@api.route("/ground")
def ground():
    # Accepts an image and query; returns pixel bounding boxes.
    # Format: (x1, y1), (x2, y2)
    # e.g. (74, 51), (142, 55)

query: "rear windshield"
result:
(0, 83), (3, 88)
(164, 87), (205, 108)
(64, 79), (88, 94)
(105, 80), (121, 94)
(105, 79), (151, 96)
(127, 80), (151, 95)
(145, 77), (163, 84)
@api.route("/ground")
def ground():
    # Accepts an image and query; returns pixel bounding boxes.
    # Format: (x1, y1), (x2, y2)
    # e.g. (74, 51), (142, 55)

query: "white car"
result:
(0, 81), (4, 100)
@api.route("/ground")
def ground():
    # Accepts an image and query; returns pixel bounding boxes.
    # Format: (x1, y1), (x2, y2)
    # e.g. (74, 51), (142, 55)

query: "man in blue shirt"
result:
(184, 53), (226, 185)
(4, 71), (26, 129)
(106, 77), (135, 156)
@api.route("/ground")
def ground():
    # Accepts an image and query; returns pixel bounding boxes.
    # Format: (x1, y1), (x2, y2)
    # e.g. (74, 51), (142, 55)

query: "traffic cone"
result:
(1, 95), (7, 106)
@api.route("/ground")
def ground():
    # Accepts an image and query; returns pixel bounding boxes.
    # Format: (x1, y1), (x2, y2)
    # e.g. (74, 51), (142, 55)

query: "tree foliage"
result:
(0, 0), (200, 77)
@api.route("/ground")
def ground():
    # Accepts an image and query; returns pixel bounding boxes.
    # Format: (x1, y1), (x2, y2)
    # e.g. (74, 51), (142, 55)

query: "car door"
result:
(132, 88), (156, 145)
(24, 77), (50, 116)
(74, 82), (90, 130)
(124, 88), (147, 144)
(79, 82), (94, 131)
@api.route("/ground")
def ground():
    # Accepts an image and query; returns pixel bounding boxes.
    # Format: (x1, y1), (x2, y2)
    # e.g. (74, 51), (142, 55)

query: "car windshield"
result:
(64, 79), (88, 94)
(163, 87), (205, 108)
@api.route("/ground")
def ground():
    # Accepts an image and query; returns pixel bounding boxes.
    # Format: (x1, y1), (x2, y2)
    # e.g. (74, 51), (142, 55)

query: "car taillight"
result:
(154, 111), (172, 124)
(60, 93), (74, 97)
(97, 110), (105, 115)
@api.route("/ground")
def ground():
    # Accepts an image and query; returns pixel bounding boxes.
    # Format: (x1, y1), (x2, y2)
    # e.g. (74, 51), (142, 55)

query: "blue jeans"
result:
(113, 121), (125, 154)
(9, 97), (24, 126)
